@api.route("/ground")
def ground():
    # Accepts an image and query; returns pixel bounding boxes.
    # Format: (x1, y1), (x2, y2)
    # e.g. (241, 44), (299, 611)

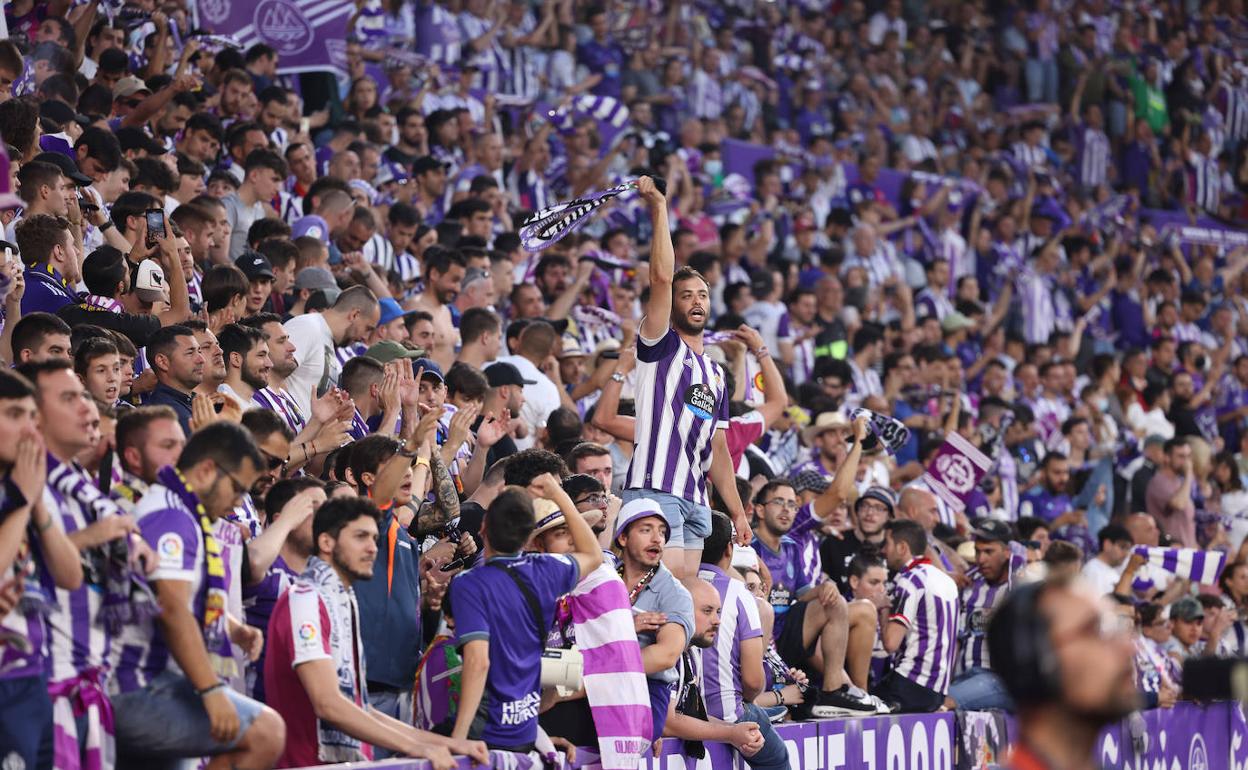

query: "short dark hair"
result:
(146, 325), (195, 372)
(1164, 437), (1188, 454)
(460, 307), (500, 345)
(217, 323), (264, 369)
(562, 473), (604, 501)
(313, 496), (382, 551)
(444, 363), (489, 401)
(340, 355), (384, 397)
(847, 552), (886, 580)
(82, 245), (128, 296)
(11, 313), (70, 359)
(241, 408), (293, 443)
(700, 510), (734, 566)
(503, 448), (567, 487)
(483, 486), (536, 553)
(565, 442), (610, 472)
(672, 265), (709, 291)
(884, 518), (927, 557)
(349, 434), (401, 492)
(244, 147), (288, 178)
(133, 156), (177, 193)
(248, 217), (291, 248)
(176, 421), (264, 473)
(110, 191), (161, 235)
(0, 368), (35, 401)
(1097, 524), (1133, 550)
(17, 160), (63, 205)
(14, 214), (71, 267)
(753, 478), (795, 506)
(202, 265), (249, 312)
(73, 336), (119, 377)
(115, 405), (179, 460)
(264, 476), (325, 525)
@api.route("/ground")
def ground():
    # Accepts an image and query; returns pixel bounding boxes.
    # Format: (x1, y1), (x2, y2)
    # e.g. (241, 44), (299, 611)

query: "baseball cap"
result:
(364, 339), (423, 364)
(1170, 596), (1204, 623)
(613, 498), (670, 542)
(133, 259), (167, 304)
(854, 486), (896, 516)
(116, 126), (167, 156)
(39, 100), (89, 128)
(412, 155), (449, 176)
(972, 519), (1015, 544)
(411, 357), (444, 383)
(293, 267), (340, 303)
(113, 75), (152, 99)
(32, 151), (92, 185)
(377, 297), (416, 326)
(292, 215), (329, 243)
(374, 161), (410, 187)
(941, 311), (975, 334)
(484, 361), (536, 388)
(791, 469), (831, 495)
(235, 251), (275, 281)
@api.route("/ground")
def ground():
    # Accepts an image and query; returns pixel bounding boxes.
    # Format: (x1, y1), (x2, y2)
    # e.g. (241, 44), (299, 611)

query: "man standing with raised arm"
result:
(623, 175), (749, 579)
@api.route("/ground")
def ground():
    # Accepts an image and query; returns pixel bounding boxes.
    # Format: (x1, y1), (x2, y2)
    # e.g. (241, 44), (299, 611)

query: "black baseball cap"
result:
(412, 155), (450, 175)
(31, 152), (92, 185)
(40, 100), (89, 128)
(484, 362), (536, 388)
(234, 251), (275, 281)
(972, 519), (1015, 544)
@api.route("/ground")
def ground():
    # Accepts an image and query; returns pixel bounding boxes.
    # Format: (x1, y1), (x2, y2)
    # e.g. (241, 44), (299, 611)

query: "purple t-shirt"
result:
(752, 534), (815, 641)
(21, 265), (76, 316)
(577, 38), (624, 98)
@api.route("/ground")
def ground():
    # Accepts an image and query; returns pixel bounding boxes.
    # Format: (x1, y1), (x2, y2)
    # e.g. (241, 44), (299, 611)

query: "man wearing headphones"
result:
(988, 579), (1141, 769)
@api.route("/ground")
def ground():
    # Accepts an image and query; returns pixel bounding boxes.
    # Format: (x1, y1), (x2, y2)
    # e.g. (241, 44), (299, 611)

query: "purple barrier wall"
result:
(287, 703), (1246, 770)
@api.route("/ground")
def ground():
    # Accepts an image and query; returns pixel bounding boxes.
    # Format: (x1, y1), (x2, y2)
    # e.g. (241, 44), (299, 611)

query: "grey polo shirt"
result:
(633, 563), (694, 684)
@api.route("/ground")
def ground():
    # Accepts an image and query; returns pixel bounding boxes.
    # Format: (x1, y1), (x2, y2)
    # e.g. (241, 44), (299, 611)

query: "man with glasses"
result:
(751, 479), (876, 716)
(988, 579), (1141, 769)
(563, 473), (612, 542)
(113, 422), (286, 769)
(822, 486), (894, 597)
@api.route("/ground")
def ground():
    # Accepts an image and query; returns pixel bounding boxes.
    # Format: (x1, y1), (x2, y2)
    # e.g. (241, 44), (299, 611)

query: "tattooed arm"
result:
(414, 454), (461, 536)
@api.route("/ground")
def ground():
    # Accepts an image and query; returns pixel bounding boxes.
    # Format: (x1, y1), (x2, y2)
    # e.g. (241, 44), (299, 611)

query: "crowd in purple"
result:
(0, 0), (1243, 767)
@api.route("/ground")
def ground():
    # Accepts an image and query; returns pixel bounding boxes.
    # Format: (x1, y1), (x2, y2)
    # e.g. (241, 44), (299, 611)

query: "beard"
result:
(672, 308), (706, 336)
(692, 629), (717, 648)
(271, 357), (297, 379)
(332, 543), (375, 582)
(241, 363), (270, 391)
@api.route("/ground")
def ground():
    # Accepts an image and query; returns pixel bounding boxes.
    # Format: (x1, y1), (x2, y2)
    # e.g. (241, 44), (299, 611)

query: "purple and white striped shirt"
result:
(624, 328), (729, 508)
(696, 564), (763, 722)
(1076, 124), (1111, 189)
(888, 557), (959, 695)
(252, 386), (306, 437)
(956, 553), (1025, 672)
(1016, 265), (1057, 345)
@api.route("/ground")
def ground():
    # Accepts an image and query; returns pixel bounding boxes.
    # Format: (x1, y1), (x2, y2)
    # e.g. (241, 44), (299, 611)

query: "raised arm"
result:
(638, 176), (672, 341)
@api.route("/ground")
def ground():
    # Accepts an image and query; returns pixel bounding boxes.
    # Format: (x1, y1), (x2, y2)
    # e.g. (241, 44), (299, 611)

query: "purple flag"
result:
(1132, 545), (1227, 585)
(920, 431), (992, 513)
(201, 0), (351, 75)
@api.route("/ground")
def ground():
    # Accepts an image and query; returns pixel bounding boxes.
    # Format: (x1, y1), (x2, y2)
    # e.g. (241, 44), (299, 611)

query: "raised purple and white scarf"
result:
(850, 407), (911, 456)
(519, 181), (637, 252)
(82, 295), (124, 314)
(1132, 545), (1227, 586)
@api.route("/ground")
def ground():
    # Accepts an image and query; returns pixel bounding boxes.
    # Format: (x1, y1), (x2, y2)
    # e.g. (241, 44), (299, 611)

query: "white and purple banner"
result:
(1132, 545), (1228, 586)
(920, 431), (993, 514)
(196, 0), (351, 74)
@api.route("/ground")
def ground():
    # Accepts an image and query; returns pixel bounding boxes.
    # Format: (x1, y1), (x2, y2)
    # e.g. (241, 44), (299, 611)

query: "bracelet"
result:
(414, 455), (430, 469)
(775, 689), (784, 706)
(611, 372), (626, 383)
(752, 347), (771, 360)
(99, 220), (114, 232)
(310, 440), (317, 456)
(196, 682), (224, 697)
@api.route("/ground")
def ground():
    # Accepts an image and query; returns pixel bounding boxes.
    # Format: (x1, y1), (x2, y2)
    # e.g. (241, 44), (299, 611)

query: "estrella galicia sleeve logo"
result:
(254, 0), (314, 55)
(683, 383), (715, 420)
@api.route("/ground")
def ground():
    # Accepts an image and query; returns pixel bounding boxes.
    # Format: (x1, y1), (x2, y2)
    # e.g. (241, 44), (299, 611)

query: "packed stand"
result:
(0, 0), (1246, 767)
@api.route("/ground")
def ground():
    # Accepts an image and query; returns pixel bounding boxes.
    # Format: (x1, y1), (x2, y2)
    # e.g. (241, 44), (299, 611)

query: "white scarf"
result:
(300, 556), (370, 763)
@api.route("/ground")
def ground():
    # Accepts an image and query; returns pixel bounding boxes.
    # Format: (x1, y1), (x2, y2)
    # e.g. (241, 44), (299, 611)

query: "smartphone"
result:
(602, 350), (620, 360)
(79, 197), (98, 213)
(145, 208), (165, 247)
(439, 556), (469, 572)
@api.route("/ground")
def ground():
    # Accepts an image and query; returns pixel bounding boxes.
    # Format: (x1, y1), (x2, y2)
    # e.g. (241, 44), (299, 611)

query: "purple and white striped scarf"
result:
(850, 407), (911, 455)
(82, 295), (123, 314)
(566, 564), (651, 769)
(49, 666), (113, 770)
(519, 181), (637, 253)
(547, 96), (632, 154)
(1132, 546), (1227, 586)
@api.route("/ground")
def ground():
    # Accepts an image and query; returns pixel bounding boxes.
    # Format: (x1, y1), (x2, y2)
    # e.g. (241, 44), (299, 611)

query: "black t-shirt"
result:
(58, 304), (162, 348)
(820, 529), (883, 598)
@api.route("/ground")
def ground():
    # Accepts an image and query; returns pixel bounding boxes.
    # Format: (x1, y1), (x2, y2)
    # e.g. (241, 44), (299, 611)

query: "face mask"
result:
(704, 159), (723, 178)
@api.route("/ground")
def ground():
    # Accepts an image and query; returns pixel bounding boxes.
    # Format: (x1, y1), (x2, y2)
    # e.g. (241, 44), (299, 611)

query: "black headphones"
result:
(988, 581), (1062, 704)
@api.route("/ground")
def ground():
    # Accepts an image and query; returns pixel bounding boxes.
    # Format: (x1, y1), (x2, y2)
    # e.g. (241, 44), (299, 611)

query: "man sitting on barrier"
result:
(989, 578), (1140, 770)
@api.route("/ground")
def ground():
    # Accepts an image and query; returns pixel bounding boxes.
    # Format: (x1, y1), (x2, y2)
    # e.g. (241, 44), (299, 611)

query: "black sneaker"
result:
(810, 686), (878, 717)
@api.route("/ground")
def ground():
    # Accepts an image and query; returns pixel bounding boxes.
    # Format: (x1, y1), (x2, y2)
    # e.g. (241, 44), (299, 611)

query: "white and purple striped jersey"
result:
(44, 472), (119, 683)
(1187, 151), (1223, 214)
(696, 564), (763, 722)
(1016, 265), (1057, 345)
(1075, 123), (1111, 189)
(1011, 141), (1048, 170)
(914, 287), (955, 321)
(252, 386), (307, 437)
(113, 484), (208, 693)
(624, 328), (729, 508)
(956, 553), (1025, 672)
(690, 68), (724, 120)
(888, 557), (960, 695)
(414, 0), (462, 68)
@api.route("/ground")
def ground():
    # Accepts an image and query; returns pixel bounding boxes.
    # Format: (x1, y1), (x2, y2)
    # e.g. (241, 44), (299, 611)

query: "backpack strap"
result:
(487, 563), (547, 640)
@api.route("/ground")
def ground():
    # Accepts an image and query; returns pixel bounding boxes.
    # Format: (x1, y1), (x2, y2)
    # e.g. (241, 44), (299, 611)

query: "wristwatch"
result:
(611, 372), (626, 383)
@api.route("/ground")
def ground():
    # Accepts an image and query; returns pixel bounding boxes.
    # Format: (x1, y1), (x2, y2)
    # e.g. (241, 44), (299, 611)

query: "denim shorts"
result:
(620, 489), (712, 549)
(112, 671), (265, 762)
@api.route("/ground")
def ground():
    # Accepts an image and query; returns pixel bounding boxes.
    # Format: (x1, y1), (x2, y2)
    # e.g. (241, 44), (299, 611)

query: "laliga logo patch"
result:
(297, 621), (318, 642)
(752, 370), (765, 392)
(1190, 734), (1209, 770)
(201, 0), (230, 24)
(255, 0), (314, 55)
(935, 453), (976, 494)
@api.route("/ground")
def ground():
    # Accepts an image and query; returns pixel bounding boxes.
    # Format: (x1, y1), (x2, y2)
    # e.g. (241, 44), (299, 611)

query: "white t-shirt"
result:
(1080, 557), (1124, 596)
(497, 354), (562, 450)
(284, 312), (337, 418)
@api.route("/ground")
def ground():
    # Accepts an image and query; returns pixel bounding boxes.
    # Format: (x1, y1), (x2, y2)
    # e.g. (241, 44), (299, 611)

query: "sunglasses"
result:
(260, 450), (287, 472)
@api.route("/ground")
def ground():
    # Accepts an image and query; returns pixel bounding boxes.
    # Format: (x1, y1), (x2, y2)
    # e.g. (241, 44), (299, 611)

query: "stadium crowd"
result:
(0, 0), (1246, 767)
